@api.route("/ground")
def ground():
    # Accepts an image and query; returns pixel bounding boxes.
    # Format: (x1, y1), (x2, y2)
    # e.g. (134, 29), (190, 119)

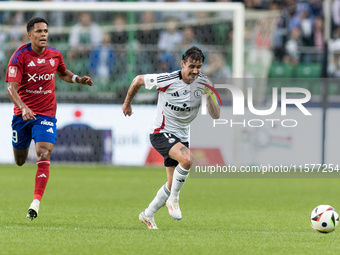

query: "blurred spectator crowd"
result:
(1, 0), (340, 91)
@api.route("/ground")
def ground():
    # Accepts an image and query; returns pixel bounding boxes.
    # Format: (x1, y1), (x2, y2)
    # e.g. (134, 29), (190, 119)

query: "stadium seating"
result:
(295, 64), (321, 79)
(268, 63), (294, 78)
(268, 63), (322, 79)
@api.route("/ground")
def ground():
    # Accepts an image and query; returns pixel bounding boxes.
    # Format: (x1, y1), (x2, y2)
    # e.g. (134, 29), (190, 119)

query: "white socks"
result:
(32, 199), (40, 207)
(168, 164), (189, 201)
(144, 165), (190, 217)
(144, 183), (170, 217)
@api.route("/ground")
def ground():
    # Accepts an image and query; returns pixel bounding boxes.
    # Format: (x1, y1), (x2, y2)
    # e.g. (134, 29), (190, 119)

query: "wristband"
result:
(72, 75), (79, 83)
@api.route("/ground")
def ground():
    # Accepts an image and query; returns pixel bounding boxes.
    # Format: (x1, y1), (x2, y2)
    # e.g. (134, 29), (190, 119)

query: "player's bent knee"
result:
(13, 148), (29, 166)
(15, 158), (26, 166)
(190, 155), (194, 169)
(180, 155), (192, 170)
(36, 144), (53, 161)
(179, 148), (194, 170)
(36, 149), (51, 161)
(37, 152), (50, 161)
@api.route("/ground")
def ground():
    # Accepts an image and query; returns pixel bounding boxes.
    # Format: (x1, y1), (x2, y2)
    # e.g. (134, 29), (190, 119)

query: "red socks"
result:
(33, 160), (50, 201)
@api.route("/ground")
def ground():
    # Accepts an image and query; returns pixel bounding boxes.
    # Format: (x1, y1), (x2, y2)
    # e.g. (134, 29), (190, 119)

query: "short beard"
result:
(189, 77), (197, 83)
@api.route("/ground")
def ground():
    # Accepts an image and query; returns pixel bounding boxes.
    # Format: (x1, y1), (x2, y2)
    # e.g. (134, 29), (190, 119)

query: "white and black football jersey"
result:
(144, 70), (211, 142)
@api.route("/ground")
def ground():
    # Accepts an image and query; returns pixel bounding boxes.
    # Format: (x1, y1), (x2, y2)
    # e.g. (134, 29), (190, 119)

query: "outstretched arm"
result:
(57, 69), (94, 86)
(122, 75), (145, 116)
(207, 95), (220, 119)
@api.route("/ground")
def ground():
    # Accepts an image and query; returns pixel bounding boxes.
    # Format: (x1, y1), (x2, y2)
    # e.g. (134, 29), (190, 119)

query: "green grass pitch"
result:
(1, 164), (339, 255)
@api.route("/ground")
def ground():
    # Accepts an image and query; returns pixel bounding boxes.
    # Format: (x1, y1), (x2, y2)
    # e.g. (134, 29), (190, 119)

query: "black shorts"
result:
(150, 133), (189, 167)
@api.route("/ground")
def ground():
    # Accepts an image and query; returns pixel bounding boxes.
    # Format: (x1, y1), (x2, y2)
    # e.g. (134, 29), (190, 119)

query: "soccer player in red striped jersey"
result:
(6, 17), (94, 220)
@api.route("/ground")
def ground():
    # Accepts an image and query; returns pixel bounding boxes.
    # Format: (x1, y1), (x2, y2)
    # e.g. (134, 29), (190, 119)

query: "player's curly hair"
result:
(182, 46), (205, 63)
(27, 17), (49, 33)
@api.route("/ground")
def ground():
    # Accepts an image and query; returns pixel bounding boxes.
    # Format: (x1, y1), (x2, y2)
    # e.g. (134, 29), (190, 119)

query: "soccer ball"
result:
(310, 205), (339, 233)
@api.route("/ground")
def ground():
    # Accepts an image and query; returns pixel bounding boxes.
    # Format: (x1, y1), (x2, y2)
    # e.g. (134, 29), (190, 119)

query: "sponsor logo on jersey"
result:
(37, 58), (45, 64)
(171, 91), (180, 97)
(46, 127), (54, 133)
(26, 86), (52, 95)
(164, 102), (200, 112)
(41, 120), (54, 126)
(27, 73), (55, 82)
(183, 90), (190, 95)
(27, 61), (36, 67)
(8, 66), (18, 77)
(49, 58), (55, 67)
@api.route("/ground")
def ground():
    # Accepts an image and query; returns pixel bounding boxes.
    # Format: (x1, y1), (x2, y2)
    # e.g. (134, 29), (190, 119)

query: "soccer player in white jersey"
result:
(122, 46), (220, 229)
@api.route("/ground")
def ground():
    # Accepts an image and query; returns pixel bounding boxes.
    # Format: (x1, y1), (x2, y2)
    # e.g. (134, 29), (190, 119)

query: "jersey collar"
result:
(27, 43), (33, 52)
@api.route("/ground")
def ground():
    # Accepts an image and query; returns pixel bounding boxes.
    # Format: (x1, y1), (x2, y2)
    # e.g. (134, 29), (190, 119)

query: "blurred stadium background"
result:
(2, 3), (340, 254)
(0, 0), (339, 166)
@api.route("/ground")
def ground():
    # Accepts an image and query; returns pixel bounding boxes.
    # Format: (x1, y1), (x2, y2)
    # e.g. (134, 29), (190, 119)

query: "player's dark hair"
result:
(182, 46), (205, 63)
(26, 17), (49, 33)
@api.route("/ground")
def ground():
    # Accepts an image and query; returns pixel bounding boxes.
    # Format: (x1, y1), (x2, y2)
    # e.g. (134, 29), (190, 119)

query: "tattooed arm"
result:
(122, 75), (145, 116)
(207, 95), (220, 119)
